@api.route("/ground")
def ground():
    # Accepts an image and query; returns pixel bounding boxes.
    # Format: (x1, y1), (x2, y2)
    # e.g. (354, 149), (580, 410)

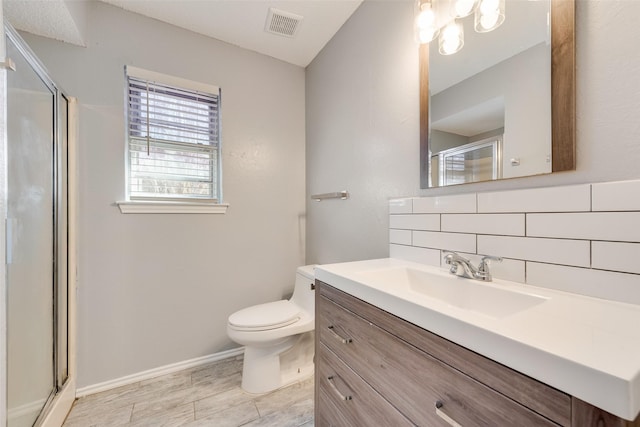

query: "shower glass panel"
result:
(6, 31), (57, 427)
(57, 94), (69, 388)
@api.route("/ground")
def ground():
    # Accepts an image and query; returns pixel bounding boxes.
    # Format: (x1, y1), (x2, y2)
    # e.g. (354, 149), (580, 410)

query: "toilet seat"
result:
(228, 300), (301, 331)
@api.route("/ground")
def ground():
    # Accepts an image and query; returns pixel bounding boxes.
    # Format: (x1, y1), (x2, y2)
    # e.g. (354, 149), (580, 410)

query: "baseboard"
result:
(76, 347), (245, 398)
(7, 397), (48, 423)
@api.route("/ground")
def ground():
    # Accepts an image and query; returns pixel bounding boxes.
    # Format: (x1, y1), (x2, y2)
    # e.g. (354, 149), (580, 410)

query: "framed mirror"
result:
(420, 0), (575, 188)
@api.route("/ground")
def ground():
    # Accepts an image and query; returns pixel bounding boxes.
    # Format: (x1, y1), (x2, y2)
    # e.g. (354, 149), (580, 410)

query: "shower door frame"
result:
(0, 21), (77, 427)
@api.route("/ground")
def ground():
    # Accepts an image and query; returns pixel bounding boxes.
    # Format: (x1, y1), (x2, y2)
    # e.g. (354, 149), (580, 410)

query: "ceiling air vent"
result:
(265, 8), (303, 38)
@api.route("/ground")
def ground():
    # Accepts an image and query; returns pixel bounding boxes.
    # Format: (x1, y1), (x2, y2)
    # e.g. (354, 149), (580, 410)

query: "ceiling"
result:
(4, 0), (363, 67)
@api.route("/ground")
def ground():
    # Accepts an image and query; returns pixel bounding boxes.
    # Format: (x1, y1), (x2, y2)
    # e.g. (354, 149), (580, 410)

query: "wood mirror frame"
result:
(420, 0), (576, 189)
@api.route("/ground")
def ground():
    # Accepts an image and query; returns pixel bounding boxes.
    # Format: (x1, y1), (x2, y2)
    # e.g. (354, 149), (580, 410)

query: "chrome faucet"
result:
(443, 251), (502, 282)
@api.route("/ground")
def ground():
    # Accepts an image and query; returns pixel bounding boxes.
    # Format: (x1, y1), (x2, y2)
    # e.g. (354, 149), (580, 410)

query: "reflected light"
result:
(415, 0), (506, 55)
(453, 0), (478, 18)
(439, 21), (464, 55)
(475, 0), (505, 32)
(415, 2), (440, 43)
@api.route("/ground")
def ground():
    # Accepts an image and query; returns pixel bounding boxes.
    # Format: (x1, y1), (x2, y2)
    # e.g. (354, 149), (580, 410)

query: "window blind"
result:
(126, 70), (221, 201)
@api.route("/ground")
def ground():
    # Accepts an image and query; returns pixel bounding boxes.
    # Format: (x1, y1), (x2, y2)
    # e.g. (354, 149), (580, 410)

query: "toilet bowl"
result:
(227, 265), (316, 394)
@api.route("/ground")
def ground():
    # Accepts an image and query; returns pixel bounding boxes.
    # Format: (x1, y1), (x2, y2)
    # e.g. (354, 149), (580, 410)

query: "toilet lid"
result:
(228, 300), (301, 330)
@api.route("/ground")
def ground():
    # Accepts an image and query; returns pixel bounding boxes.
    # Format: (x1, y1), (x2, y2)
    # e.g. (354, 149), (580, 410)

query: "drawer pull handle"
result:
(327, 325), (353, 344)
(435, 401), (462, 427)
(327, 375), (352, 401)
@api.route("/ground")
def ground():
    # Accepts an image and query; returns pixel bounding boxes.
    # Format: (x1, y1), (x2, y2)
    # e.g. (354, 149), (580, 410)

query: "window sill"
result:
(116, 200), (229, 214)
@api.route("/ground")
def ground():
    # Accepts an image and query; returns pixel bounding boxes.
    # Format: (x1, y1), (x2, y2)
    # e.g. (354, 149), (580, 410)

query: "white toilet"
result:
(227, 265), (316, 394)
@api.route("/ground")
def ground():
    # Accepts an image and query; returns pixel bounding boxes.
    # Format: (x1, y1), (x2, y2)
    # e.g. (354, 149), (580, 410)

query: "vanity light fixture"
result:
(415, 0), (506, 55)
(452, 0), (477, 17)
(414, 0), (440, 43)
(475, 0), (505, 32)
(439, 20), (464, 55)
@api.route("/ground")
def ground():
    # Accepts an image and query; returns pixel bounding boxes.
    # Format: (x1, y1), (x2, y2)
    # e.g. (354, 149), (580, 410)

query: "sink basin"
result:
(355, 267), (548, 319)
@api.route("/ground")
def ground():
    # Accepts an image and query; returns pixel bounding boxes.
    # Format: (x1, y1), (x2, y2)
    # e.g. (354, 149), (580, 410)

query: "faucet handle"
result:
(443, 251), (469, 264)
(477, 255), (502, 281)
(480, 255), (503, 264)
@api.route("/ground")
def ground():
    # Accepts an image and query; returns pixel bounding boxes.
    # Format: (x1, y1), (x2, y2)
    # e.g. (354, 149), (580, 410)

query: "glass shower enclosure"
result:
(3, 22), (75, 427)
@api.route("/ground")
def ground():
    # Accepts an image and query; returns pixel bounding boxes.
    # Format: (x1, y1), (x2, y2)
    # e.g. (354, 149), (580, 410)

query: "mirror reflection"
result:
(424, 0), (555, 187)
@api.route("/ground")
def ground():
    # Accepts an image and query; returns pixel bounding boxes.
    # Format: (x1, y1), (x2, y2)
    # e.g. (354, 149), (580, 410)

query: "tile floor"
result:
(62, 356), (314, 427)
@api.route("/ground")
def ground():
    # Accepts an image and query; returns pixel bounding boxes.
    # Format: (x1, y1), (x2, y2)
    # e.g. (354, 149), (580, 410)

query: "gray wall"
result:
(430, 130), (468, 154)
(22, 2), (306, 388)
(306, 1), (419, 264)
(306, 0), (640, 265)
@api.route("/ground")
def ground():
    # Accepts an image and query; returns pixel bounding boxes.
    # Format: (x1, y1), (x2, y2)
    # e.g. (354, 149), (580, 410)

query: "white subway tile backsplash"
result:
(488, 258), (526, 283)
(390, 244), (441, 267)
(412, 194), (476, 214)
(477, 235), (590, 267)
(413, 231), (476, 253)
(527, 212), (640, 242)
(442, 214), (524, 236)
(478, 185), (591, 213)
(390, 214), (440, 231)
(592, 180), (640, 211)
(389, 179), (640, 303)
(389, 229), (411, 245)
(527, 262), (640, 305)
(389, 198), (412, 214)
(592, 241), (640, 275)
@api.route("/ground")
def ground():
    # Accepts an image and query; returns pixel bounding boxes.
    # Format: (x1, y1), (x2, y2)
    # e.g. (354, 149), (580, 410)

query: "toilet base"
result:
(241, 331), (315, 394)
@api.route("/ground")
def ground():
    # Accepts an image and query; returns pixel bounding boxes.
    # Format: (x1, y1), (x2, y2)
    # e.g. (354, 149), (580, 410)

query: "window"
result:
(125, 66), (221, 203)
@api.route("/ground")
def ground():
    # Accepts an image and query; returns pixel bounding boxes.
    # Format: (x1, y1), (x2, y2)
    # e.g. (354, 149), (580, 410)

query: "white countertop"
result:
(315, 258), (640, 421)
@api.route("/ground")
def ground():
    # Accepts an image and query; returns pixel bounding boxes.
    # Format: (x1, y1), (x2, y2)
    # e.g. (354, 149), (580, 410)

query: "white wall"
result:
(306, 0), (640, 265)
(21, 1), (306, 388)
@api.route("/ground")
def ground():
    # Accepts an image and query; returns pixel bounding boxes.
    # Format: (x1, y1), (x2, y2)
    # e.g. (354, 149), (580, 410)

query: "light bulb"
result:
(479, 0), (499, 14)
(417, 6), (436, 27)
(415, 2), (440, 43)
(479, 10), (499, 30)
(453, 0), (477, 18)
(419, 28), (439, 44)
(474, 0), (505, 32)
(438, 21), (464, 55)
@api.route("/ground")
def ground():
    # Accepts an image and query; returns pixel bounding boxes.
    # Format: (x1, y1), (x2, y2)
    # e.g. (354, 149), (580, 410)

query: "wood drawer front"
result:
(318, 280), (571, 426)
(318, 291), (561, 427)
(316, 387), (353, 427)
(316, 343), (414, 427)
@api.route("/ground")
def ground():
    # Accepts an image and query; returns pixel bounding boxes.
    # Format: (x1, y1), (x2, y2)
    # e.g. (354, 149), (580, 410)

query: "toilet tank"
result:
(290, 264), (316, 314)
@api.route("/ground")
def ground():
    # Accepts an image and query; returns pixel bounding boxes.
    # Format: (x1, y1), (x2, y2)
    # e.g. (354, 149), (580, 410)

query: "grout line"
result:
(253, 400), (262, 419)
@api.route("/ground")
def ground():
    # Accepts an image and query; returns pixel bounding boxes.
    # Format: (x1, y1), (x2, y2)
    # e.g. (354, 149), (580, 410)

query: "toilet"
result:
(227, 265), (316, 394)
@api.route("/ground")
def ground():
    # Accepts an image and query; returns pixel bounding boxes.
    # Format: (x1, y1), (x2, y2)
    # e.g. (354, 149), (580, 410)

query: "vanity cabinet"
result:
(315, 280), (640, 427)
